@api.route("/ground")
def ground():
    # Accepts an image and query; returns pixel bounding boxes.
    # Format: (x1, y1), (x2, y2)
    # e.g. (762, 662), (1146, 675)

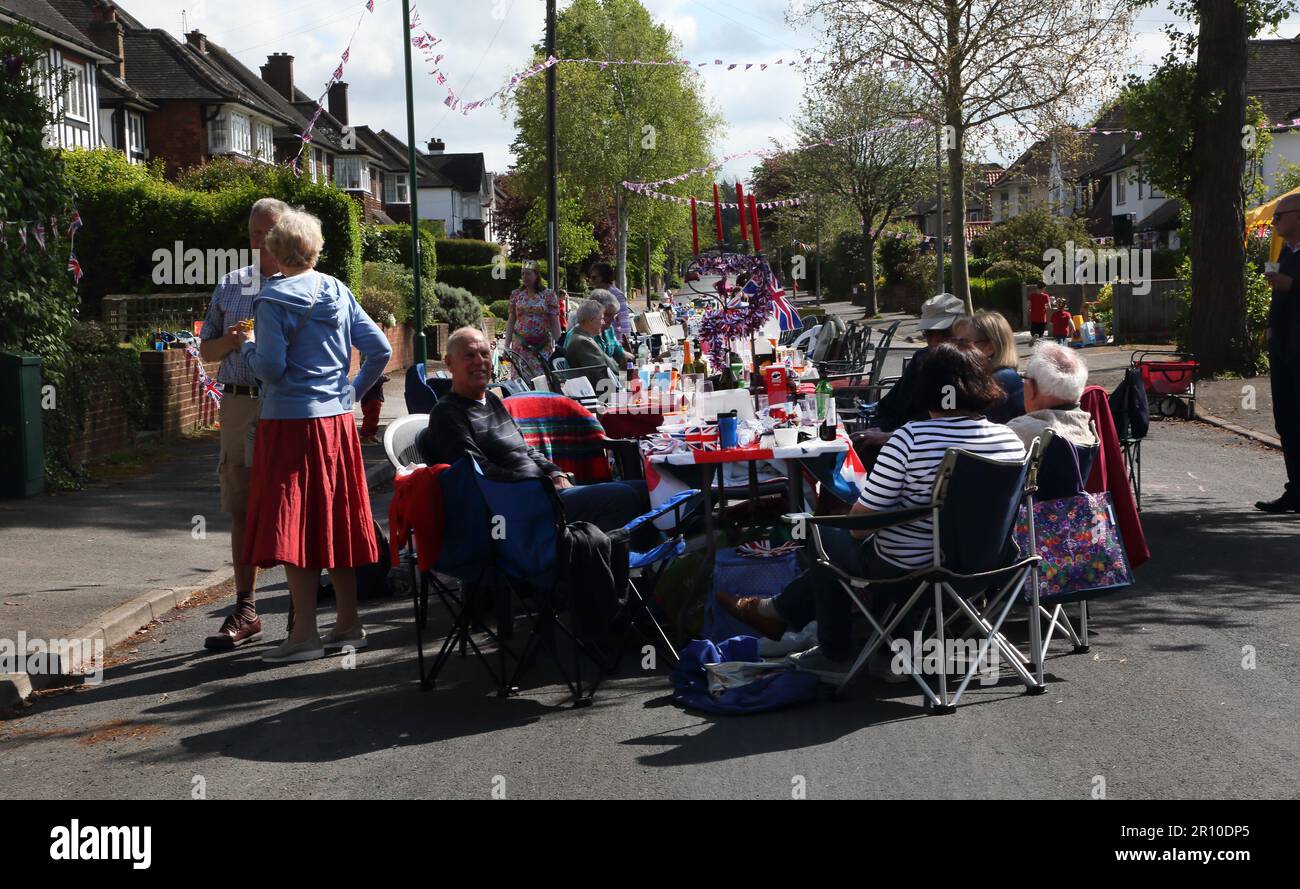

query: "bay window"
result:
(334, 156), (370, 191)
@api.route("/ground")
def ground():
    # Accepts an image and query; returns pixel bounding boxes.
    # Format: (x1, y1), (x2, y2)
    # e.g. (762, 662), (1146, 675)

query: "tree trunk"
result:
(945, 0), (971, 313)
(1187, 0), (1252, 375)
(863, 225), (879, 315)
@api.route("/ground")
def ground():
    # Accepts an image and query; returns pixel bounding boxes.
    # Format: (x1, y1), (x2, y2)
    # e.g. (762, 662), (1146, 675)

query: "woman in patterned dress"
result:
(503, 266), (561, 382)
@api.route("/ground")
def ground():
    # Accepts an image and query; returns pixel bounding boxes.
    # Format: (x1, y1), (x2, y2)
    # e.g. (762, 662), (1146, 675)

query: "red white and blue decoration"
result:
(185, 344), (223, 405)
(736, 539), (802, 559)
(684, 423), (719, 451)
(769, 281), (800, 332)
(289, 0), (376, 174)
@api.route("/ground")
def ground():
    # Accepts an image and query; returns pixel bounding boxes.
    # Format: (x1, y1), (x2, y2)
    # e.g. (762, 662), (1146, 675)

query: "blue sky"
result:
(118, 0), (1300, 180)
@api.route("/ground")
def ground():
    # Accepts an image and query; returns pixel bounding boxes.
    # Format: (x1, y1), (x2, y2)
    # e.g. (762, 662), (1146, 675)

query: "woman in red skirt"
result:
(234, 208), (392, 663)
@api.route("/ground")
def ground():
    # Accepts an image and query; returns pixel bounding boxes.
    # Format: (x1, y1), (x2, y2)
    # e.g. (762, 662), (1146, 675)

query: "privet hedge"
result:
(435, 238), (501, 266)
(362, 223), (437, 282)
(63, 150), (364, 316)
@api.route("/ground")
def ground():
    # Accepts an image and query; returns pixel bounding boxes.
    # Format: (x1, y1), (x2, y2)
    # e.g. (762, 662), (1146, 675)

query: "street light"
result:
(400, 0), (426, 364)
(545, 0), (558, 289)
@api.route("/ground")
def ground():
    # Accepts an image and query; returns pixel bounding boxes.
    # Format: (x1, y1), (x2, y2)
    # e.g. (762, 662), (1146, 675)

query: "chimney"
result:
(427, 137), (445, 154)
(88, 5), (126, 79)
(185, 30), (207, 54)
(261, 53), (295, 101)
(327, 81), (349, 126)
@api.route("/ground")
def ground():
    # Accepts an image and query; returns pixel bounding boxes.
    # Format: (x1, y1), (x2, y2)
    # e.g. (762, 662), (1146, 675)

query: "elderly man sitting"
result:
(424, 326), (650, 532)
(562, 296), (626, 399)
(1006, 342), (1099, 450)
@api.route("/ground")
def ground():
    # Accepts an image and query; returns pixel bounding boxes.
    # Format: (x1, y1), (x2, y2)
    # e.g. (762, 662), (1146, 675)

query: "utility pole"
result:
(545, 0), (559, 288)
(935, 126), (944, 294)
(814, 198), (822, 306)
(401, 0), (426, 364)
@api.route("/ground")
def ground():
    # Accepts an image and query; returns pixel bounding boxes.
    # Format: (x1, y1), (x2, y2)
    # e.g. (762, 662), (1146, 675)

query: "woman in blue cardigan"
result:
(234, 208), (392, 664)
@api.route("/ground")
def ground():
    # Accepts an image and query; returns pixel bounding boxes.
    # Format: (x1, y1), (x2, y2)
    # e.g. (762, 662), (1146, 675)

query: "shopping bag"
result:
(1015, 491), (1134, 604)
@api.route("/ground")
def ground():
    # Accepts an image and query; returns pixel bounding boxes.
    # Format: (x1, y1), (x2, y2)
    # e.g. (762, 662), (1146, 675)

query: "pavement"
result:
(1, 418), (1296, 798)
(3, 311), (1298, 798)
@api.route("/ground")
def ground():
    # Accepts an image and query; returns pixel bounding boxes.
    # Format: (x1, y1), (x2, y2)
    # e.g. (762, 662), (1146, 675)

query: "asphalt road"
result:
(2, 420), (1296, 799)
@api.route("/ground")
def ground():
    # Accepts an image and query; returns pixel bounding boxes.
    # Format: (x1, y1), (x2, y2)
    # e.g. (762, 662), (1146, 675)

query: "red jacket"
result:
(1081, 385), (1149, 569)
(388, 464), (450, 571)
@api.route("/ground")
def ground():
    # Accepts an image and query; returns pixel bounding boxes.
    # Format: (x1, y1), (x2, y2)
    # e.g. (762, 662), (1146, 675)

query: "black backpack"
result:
(1109, 368), (1150, 441)
(319, 519), (392, 601)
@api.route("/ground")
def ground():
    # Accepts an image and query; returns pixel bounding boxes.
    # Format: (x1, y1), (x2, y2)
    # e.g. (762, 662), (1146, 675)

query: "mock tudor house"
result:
(1, 0), (118, 150)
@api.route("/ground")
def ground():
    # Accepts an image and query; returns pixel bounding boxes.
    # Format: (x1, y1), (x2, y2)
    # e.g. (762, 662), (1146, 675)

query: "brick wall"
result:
(348, 190), (384, 222)
(69, 384), (131, 466)
(349, 323), (415, 376)
(385, 203), (412, 224)
(145, 102), (207, 179)
(140, 349), (219, 437)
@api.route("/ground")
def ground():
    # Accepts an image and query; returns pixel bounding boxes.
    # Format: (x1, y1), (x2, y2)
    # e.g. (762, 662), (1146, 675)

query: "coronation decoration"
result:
(691, 255), (780, 360)
(289, 0), (375, 174)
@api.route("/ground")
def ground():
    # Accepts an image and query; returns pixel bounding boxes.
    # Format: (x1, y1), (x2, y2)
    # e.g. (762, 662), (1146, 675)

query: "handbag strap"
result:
(289, 272), (324, 341)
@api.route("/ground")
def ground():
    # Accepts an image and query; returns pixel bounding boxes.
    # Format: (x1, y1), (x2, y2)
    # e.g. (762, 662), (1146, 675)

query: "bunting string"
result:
(622, 118), (926, 193)
(0, 209), (85, 286)
(184, 345), (223, 405)
(289, 0), (376, 174)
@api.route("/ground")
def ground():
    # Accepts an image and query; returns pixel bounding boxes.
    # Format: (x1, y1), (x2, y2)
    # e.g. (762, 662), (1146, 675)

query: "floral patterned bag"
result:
(1014, 492), (1134, 604)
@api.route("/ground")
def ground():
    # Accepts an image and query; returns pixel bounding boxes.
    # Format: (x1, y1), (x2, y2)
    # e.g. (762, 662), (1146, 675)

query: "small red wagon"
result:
(1131, 351), (1199, 419)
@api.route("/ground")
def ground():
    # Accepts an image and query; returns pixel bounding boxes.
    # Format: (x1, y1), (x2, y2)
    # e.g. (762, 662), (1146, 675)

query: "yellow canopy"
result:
(1245, 185), (1300, 261)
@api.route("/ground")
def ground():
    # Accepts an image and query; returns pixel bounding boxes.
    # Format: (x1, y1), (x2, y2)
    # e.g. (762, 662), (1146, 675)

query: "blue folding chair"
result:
(787, 441), (1045, 713)
(403, 363), (452, 414)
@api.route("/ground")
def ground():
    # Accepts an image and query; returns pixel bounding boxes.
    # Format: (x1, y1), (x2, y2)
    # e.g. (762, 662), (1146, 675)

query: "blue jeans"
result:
(557, 480), (650, 535)
(771, 527), (909, 660)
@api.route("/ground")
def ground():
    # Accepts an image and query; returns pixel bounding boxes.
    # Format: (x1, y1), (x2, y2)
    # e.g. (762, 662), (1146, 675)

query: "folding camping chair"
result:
(786, 442), (1045, 713)
(403, 363), (452, 414)
(1109, 367), (1150, 511)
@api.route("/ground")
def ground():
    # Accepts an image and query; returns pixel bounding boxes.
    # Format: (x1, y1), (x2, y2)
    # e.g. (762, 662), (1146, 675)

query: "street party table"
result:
(599, 408), (665, 440)
(647, 429), (864, 553)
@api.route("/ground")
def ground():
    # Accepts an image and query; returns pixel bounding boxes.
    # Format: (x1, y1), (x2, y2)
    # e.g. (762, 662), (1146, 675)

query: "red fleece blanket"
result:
(503, 392), (613, 483)
(1081, 385), (1150, 569)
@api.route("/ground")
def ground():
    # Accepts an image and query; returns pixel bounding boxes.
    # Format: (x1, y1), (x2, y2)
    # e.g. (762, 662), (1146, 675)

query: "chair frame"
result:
(786, 442), (1046, 713)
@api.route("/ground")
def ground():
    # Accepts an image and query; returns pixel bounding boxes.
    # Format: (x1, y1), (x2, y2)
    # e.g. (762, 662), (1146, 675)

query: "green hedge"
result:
(63, 150), (363, 314)
(435, 238), (502, 266)
(439, 260), (549, 301)
(362, 223), (437, 282)
(969, 276), (1024, 325)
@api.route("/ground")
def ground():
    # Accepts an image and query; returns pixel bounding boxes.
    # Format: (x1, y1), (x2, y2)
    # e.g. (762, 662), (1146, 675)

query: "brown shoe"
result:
(715, 590), (786, 641)
(203, 608), (263, 651)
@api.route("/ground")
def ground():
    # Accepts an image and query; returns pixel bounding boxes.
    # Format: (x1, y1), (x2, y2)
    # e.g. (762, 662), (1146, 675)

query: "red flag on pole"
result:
(713, 183), (724, 242)
(735, 181), (748, 242)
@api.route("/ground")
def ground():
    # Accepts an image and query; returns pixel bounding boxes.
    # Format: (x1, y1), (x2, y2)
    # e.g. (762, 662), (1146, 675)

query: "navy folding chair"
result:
(787, 442), (1045, 713)
(403, 363), (452, 414)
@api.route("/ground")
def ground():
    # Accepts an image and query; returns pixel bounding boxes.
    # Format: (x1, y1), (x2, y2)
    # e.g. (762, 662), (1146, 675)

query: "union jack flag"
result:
(684, 423), (719, 451)
(67, 252), (83, 284)
(202, 376), (223, 404)
(769, 280), (801, 331)
(736, 539), (801, 559)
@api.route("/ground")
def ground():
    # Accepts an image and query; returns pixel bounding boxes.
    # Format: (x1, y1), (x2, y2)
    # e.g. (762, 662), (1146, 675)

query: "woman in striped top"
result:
(716, 343), (1025, 679)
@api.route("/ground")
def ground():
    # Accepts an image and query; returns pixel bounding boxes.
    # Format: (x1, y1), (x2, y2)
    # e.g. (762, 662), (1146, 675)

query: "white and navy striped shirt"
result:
(858, 416), (1026, 569)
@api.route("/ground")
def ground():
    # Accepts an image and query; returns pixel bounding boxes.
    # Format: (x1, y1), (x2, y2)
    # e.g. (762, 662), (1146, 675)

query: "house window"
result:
(1115, 170), (1127, 205)
(1017, 185), (1029, 210)
(334, 156), (370, 191)
(209, 110), (252, 156)
(62, 61), (87, 121)
(254, 121), (274, 161)
(385, 173), (409, 204)
(127, 112), (146, 157)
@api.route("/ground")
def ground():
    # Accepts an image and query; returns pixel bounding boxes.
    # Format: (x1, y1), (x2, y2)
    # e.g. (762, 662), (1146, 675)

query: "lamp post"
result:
(400, 0), (426, 364)
(545, 0), (559, 288)
(935, 125), (944, 294)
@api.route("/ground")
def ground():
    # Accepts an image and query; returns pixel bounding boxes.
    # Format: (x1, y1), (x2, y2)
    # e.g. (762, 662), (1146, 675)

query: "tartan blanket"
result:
(503, 392), (613, 484)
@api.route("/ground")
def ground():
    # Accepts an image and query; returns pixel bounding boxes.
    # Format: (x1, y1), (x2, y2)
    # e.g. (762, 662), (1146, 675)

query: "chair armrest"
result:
(622, 489), (702, 534)
(603, 437), (644, 480)
(782, 506), (932, 534)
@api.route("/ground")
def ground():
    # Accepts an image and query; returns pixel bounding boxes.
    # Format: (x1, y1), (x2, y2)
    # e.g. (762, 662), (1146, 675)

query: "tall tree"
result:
(789, 72), (930, 313)
(508, 0), (718, 292)
(1123, 0), (1293, 374)
(800, 0), (1136, 312)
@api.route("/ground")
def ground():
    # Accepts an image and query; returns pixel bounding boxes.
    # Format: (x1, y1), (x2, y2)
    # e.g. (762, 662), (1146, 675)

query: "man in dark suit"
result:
(1259, 193), (1300, 511)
